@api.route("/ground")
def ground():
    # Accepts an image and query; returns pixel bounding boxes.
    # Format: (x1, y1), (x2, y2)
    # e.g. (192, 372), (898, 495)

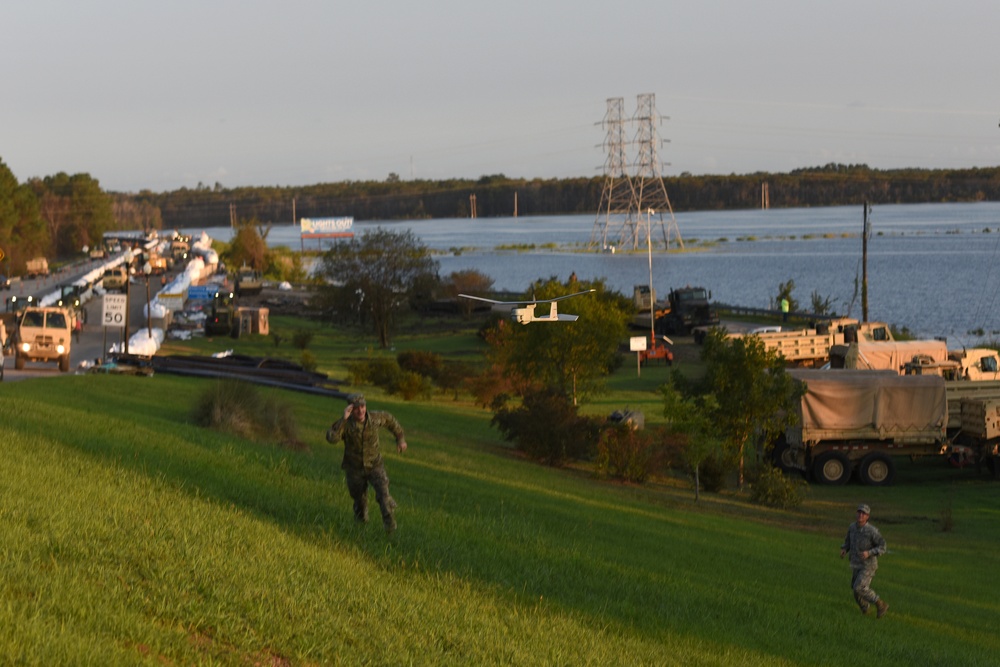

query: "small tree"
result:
(317, 228), (439, 348)
(662, 382), (724, 501)
(226, 218), (270, 272)
(481, 277), (631, 405)
(776, 279), (798, 313)
(810, 290), (835, 316)
(701, 330), (803, 487)
(443, 269), (495, 317)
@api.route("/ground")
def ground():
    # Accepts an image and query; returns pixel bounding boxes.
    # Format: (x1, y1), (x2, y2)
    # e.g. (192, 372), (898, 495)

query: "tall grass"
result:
(2, 349), (1000, 663)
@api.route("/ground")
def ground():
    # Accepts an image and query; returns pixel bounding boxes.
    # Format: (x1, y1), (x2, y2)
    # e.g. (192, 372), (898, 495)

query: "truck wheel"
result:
(858, 452), (895, 486)
(813, 451), (851, 485)
(59, 354), (70, 373)
(770, 436), (800, 474)
(14, 353), (24, 370)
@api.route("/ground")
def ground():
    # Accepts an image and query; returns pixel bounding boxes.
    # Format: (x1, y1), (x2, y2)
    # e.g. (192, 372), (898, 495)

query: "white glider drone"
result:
(459, 289), (596, 324)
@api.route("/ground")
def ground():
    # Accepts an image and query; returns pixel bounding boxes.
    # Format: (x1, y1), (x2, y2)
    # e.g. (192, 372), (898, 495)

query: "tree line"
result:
(3, 154), (1000, 274)
(132, 164), (1000, 229)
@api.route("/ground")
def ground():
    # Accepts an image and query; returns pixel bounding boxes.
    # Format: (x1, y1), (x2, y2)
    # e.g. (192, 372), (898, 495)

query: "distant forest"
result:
(132, 163), (1000, 229)
(3, 159), (1000, 273)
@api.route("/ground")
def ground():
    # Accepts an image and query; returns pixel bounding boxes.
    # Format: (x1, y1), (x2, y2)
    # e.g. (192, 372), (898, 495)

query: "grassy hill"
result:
(2, 317), (999, 665)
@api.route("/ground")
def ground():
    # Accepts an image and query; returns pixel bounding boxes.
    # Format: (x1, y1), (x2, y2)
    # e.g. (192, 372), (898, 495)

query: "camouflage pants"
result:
(344, 464), (396, 530)
(851, 563), (880, 607)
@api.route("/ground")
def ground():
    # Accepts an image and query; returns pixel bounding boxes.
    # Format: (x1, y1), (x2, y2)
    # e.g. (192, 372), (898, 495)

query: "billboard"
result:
(300, 217), (354, 239)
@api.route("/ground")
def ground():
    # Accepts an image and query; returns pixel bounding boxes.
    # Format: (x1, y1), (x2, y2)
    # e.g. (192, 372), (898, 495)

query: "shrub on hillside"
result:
(397, 350), (443, 380)
(346, 358), (402, 388)
(299, 350), (318, 373)
(491, 387), (599, 466)
(393, 370), (434, 401)
(436, 360), (475, 400)
(748, 463), (807, 509)
(191, 380), (303, 450)
(595, 424), (678, 483)
(292, 330), (314, 350)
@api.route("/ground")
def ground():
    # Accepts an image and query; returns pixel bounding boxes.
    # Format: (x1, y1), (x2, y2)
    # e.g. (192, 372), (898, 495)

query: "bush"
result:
(299, 350), (318, 373)
(397, 350), (443, 380)
(596, 425), (681, 483)
(345, 358), (402, 388)
(191, 380), (303, 450)
(436, 360), (475, 400)
(748, 464), (807, 509)
(694, 452), (732, 493)
(491, 387), (599, 466)
(292, 330), (314, 350)
(393, 370), (434, 401)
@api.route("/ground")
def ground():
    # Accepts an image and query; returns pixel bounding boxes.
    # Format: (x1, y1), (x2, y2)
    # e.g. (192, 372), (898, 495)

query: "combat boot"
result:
(875, 599), (889, 618)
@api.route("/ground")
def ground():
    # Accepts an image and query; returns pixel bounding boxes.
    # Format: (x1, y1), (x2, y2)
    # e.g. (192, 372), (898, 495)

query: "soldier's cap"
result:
(857, 503), (871, 515)
(347, 393), (366, 407)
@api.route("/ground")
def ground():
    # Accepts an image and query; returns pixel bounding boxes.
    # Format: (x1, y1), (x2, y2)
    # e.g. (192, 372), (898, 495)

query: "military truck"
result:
(774, 369), (1000, 486)
(13, 306), (73, 372)
(205, 290), (238, 337)
(170, 236), (190, 262)
(729, 318), (894, 367)
(25, 257), (50, 278)
(908, 348), (1000, 381)
(102, 266), (129, 292)
(234, 264), (263, 297)
(656, 286), (718, 336)
(830, 339), (947, 374)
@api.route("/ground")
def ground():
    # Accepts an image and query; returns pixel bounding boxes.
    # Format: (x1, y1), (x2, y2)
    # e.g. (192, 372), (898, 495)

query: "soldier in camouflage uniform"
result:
(327, 394), (408, 534)
(840, 503), (889, 618)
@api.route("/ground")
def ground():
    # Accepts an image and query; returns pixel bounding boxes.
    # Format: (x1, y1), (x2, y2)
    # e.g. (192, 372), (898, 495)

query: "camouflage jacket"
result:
(327, 411), (404, 471)
(842, 521), (887, 569)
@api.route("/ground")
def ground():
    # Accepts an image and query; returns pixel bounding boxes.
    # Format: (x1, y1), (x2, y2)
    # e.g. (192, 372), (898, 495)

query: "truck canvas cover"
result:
(841, 340), (948, 373)
(787, 369), (947, 441)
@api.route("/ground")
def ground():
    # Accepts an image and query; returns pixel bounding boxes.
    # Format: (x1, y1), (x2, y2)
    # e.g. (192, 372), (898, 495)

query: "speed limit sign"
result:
(102, 294), (128, 329)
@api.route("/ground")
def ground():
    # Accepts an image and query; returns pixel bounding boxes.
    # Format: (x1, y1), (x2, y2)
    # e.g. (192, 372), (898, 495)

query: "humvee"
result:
(14, 306), (73, 372)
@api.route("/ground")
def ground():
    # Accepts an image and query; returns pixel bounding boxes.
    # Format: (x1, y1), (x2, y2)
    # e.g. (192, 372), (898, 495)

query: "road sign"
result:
(187, 285), (215, 300)
(0, 246), (5, 262)
(102, 293), (128, 328)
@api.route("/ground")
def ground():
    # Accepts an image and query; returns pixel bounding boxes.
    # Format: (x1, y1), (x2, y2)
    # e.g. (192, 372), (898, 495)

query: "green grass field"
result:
(2, 318), (999, 665)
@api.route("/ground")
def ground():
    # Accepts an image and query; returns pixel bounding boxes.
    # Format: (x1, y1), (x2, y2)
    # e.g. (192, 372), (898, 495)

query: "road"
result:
(2, 260), (164, 382)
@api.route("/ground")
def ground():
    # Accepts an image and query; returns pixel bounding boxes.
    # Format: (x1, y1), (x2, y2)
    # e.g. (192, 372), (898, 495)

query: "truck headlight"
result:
(57, 344), (66, 354)
(20, 342), (31, 353)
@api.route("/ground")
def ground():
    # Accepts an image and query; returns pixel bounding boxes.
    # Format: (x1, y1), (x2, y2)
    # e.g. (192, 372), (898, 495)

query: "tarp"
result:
(844, 340), (948, 373)
(787, 369), (947, 440)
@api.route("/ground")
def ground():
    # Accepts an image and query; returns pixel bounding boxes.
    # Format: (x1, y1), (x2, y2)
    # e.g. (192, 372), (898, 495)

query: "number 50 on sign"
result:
(102, 294), (128, 328)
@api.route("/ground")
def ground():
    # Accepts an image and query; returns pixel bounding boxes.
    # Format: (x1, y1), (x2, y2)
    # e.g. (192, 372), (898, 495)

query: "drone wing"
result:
(458, 288), (595, 306)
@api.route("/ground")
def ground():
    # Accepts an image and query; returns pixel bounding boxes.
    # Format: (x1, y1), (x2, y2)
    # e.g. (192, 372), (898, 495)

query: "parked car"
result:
(0, 275), (10, 290)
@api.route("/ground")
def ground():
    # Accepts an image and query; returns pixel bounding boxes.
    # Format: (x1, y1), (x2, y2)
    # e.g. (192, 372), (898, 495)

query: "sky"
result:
(3, 0), (999, 193)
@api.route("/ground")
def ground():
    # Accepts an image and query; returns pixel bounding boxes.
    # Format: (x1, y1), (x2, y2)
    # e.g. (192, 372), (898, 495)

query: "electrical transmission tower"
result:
(589, 98), (638, 251)
(589, 93), (683, 251)
(631, 93), (682, 250)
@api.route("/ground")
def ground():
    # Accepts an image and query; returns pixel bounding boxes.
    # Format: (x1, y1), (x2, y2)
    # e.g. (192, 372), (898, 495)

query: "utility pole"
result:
(862, 201), (871, 322)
